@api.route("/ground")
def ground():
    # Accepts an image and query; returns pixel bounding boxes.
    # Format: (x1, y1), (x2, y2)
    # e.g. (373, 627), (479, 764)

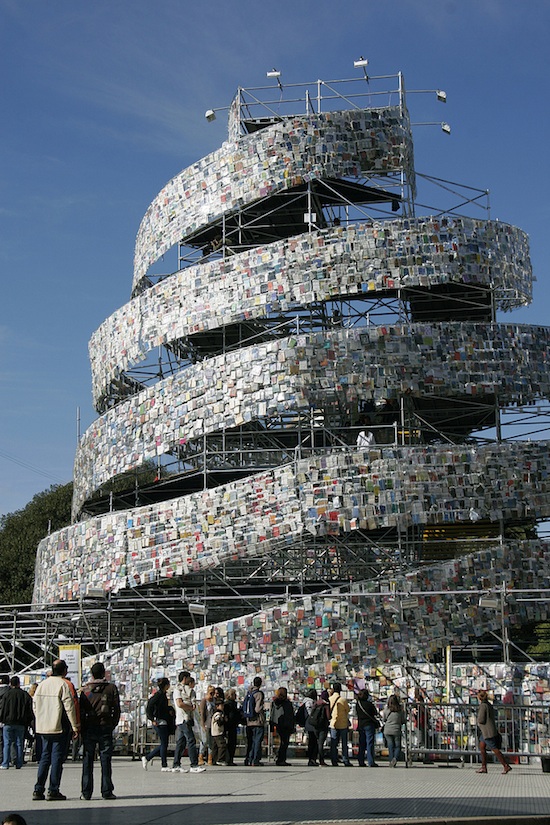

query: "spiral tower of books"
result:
(33, 71), (550, 674)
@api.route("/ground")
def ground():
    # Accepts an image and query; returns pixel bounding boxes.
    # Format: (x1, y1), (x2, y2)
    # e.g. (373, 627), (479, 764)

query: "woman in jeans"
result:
(142, 678), (172, 771)
(383, 694), (405, 767)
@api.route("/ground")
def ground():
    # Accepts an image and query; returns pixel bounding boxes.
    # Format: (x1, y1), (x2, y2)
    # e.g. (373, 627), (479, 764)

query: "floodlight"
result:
(436, 89), (447, 103)
(353, 57), (369, 68)
(205, 109), (216, 122)
(441, 122), (451, 134)
(188, 602), (208, 616)
(479, 596), (500, 610)
(86, 587), (104, 599)
(266, 69), (281, 78)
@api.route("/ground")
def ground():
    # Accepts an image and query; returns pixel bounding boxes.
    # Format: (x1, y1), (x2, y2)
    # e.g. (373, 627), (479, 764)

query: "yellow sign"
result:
(58, 644), (82, 689)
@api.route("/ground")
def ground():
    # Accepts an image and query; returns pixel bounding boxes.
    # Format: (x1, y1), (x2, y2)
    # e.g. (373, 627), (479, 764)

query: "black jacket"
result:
(0, 686), (33, 727)
(356, 696), (379, 728)
(80, 678), (121, 730)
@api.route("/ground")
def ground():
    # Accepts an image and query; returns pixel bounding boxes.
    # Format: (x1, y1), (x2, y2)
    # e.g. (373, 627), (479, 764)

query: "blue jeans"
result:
(330, 727), (351, 765)
(173, 720), (198, 768)
(385, 733), (401, 763)
(81, 726), (114, 798)
(2, 724), (25, 768)
(358, 724), (376, 766)
(146, 723), (170, 767)
(248, 725), (264, 765)
(34, 732), (69, 794)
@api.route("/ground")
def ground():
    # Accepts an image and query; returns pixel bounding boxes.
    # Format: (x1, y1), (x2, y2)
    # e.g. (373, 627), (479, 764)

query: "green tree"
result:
(0, 482), (73, 603)
(526, 622), (550, 660)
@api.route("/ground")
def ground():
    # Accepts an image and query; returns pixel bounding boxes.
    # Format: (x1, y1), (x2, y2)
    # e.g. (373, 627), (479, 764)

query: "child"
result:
(211, 700), (227, 765)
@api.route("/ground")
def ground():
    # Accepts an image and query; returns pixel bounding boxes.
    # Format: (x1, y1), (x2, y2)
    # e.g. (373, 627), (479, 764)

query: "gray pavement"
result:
(1, 757), (550, 825)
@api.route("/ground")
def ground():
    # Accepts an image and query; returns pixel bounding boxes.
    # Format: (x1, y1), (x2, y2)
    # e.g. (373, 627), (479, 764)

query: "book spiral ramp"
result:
(33, 72), (550, 679)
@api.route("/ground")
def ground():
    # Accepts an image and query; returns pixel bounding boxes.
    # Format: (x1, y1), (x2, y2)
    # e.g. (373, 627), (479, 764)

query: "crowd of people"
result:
(0, 664), (512, 807)
(141, 673), (413, 771)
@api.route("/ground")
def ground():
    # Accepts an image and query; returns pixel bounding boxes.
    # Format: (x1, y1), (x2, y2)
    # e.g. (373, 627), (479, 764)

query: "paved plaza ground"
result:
(1, 757), (550, 825)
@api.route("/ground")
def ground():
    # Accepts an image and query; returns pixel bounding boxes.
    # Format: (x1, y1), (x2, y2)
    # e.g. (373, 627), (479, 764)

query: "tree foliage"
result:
(0, 483), (73, 604)
(526, 621), (550, 660)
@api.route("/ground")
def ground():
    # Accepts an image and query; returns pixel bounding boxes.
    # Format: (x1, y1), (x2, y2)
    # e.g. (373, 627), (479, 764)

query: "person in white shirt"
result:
(171, 671), (205, 774)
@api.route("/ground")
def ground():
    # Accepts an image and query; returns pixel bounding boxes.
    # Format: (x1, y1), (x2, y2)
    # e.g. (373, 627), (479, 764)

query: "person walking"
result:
(383, 694), (405, 767)
(476, 689), (511, 774)
(243, 677), (265, 767)
(171, 670), (205, 774)
(142, 678), (172, 771)
(0, 676), (33, 770)
(328, 682), (352, 767)
(32, 659), (80, 801)
(270, 687), (295, 766)
(79, 661), (121, 800)
(356, 688), (380, 767)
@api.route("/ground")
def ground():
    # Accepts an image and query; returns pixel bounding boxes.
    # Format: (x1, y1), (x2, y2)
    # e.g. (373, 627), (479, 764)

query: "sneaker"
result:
(190, 765), (206, 773)
(32, 791), (45, 801)
(0, 766), (8, 770)
(390, 757), (397, 768)
(80, 794), (91, 800)
(160, 766), (171, 772)
(142, 756), (148, 771)
(102, 793), (117, 799)
(46, 791), (67, 801)
(171, 766), (188, 773)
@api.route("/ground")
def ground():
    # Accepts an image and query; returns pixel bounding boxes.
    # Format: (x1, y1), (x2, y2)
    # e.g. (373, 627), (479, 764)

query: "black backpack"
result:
(242, 690), (258, 721)
(308, 703), (328, 730)
(295, 702), (308, 727)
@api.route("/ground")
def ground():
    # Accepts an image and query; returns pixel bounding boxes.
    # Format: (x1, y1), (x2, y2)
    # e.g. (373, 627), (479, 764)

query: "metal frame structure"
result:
(22, 68), (550, 677)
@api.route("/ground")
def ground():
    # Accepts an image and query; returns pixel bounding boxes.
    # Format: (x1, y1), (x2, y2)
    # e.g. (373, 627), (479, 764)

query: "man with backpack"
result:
(79, 662), (120, 800)
(243, 676), (265, 766)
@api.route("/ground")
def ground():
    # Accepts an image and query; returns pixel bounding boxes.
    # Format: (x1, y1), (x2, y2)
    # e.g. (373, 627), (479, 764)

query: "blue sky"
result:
(1, 0), (549, 517)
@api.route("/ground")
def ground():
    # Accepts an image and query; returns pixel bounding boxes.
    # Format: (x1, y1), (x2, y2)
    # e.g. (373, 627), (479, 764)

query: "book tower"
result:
(33, 70), (550, 685)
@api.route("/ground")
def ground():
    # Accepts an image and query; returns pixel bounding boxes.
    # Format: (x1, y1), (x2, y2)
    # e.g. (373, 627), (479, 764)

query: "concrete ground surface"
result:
(1, 757), (550, 825)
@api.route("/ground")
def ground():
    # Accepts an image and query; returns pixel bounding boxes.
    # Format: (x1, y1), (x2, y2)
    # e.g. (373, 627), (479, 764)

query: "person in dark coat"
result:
(356, 688), (380, 767)
(223, 688), (241, 766)
(0, 676), (33, 769)
(142, 678), (172, 771)
(269, 687), (295, 766)
(79, 661), (121, 799)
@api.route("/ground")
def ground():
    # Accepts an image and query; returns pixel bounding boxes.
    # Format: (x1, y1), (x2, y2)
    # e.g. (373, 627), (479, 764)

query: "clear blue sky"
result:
(1, 0), (549, 517)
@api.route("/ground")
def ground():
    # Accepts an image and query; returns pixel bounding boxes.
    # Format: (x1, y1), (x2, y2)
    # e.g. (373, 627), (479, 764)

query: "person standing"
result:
(0, 675), (9, 763)
(223, 688), (241, 766)
(383, 694), (405, 767)
(356, 688), (380, 767)
(198, 684), (216, 766)
(303, 689), (319, 766)
(0, 676), (33, 769)
(171, 670), (205, 774)
(328, 682), (352, 767)
(270, 687), (295, 766)
(244, 677), (265, 767)
(32, 659), (80, 801)
(210, 699), (227, 765)
(307, 689), (330, 766)
(79, 662), (121, 800)
(476, 689), (511, 774)
(142, 678), (172, 771)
